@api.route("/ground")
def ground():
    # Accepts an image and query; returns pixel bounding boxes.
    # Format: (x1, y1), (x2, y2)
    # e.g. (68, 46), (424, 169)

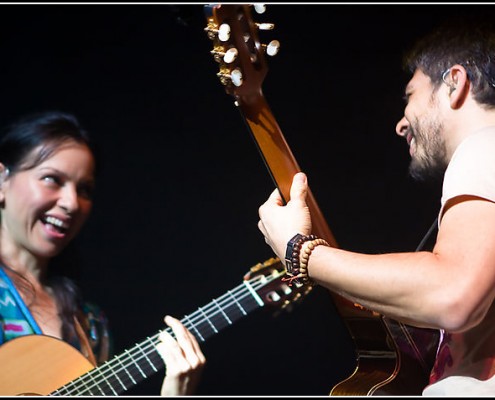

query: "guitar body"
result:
(0, 335), (94, 396)
(332, 315), (439, 395)
(204, 4), (440, 395)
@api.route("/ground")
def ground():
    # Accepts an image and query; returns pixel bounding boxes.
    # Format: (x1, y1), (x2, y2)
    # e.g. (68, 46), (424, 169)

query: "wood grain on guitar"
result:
(204, 4), (439, 395)
(0, 258), (310, 396)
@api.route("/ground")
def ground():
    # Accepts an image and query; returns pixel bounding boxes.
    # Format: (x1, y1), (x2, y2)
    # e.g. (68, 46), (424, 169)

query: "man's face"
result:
(396, 69), (449, 182)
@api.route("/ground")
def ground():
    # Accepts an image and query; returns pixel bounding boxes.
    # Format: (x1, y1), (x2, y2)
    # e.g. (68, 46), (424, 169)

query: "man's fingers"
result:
(268, 187), (284, 205)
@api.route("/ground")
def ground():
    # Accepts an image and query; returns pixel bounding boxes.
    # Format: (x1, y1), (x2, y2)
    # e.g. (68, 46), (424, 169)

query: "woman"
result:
(0, 111), (205, 395)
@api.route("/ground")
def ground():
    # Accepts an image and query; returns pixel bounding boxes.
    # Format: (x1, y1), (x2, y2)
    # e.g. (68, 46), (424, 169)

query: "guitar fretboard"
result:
(51, 272), (276, 395)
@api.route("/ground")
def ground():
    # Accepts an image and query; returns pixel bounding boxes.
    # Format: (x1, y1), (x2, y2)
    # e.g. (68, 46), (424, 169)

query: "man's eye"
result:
(403, 90), (414, 103)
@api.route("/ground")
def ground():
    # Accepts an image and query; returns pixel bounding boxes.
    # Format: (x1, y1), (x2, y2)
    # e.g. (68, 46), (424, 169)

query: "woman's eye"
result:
(42, 175), (61, 185)
(78, 184), (95, 200)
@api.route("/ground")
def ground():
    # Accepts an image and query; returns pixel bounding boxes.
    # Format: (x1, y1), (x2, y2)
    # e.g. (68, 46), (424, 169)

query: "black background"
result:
(0, 2), (493, 396)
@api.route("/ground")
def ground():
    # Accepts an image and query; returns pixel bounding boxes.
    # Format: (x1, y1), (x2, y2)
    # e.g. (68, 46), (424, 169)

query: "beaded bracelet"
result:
(300, 238), (330, 280)
(283, 233), (329, 286)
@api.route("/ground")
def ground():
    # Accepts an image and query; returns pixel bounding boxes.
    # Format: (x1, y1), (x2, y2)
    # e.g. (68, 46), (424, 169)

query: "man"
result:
(258, 16), (495, 395)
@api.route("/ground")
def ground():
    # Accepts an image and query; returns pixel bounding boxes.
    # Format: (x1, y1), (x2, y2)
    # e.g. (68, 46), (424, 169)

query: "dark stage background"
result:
(0, 3), (493, 396)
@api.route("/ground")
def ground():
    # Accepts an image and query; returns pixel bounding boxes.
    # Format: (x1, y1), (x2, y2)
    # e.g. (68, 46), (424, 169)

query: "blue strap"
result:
(0, 267), (42, 335)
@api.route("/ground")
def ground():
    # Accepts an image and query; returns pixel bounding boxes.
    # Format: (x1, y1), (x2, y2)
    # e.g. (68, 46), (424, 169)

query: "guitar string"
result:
(52, 279), (254, 395)
(52, 270), (287, 395)
(54, 273), (272, 395)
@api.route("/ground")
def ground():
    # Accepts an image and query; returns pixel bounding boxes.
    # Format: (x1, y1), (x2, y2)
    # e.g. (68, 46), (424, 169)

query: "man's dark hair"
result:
(403, 14), (495, 107)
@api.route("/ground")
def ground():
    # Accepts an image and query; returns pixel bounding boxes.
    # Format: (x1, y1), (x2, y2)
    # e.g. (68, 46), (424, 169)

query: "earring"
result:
(441, 68), (451, 84)
(0, 168), (9, 186)
(442, 69), (456, 95)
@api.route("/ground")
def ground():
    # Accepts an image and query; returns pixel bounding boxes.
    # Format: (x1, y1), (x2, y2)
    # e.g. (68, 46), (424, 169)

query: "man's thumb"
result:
(290, 172), (308, 203)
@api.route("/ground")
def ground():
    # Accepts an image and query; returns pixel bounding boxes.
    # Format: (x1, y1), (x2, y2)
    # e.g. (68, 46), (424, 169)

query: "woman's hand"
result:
(156, 315), (206, 396)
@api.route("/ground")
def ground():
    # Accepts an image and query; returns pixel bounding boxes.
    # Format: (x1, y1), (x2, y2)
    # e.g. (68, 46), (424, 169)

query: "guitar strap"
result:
(73, 314), (98, 367)
(415, 217), (439, 252)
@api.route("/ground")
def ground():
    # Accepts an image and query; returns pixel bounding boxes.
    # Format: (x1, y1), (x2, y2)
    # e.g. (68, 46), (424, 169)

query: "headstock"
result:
(244, 257), (313, 315)
(204, 4), (280, 104)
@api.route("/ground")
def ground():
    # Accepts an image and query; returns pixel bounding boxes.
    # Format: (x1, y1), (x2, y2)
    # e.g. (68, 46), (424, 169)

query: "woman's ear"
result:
(0, 163), (9, 205)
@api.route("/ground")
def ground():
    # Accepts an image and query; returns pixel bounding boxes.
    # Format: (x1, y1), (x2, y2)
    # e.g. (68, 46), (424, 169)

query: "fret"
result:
(243, 279), (264, 307)
(115, 353), (137, 385)
(227, 289), (247, 316)
(90, 371), (106, 395)
(86, 369), (115, 396)
(136, 339), (158, 373)
(100, 374), (119, 396)
(109, 364), (128, 393)
(128, 349), (146, 378)
(213, 298), (232, 324)
(199, 306), (218, 333)
(183, 314), (206, 342)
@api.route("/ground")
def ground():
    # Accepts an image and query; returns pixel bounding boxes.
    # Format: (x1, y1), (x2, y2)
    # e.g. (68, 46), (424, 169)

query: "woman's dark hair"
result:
(0, 111), (98, 343)
(403, 15), (495, 108)
(0, 110), (99, 175)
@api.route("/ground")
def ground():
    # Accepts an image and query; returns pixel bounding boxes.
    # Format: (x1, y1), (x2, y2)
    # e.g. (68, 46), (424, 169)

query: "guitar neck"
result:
(237, 93), (338, 247)
(236, 93), (373, 315)
(52, 273), (271, 395)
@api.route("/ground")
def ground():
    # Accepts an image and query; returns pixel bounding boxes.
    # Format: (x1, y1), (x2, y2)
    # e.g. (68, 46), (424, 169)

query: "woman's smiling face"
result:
(0, 140), (95, 261)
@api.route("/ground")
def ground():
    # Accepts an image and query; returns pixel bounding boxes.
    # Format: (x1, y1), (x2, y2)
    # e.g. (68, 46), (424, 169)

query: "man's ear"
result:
(445, 64), (470, 109)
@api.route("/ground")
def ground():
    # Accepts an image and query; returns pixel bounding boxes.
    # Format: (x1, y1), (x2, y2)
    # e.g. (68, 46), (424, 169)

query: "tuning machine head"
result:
(204, 4), (280, 93)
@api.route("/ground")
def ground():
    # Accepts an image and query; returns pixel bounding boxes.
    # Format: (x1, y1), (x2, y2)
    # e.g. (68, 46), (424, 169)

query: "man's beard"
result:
(408, 117), (449, 183)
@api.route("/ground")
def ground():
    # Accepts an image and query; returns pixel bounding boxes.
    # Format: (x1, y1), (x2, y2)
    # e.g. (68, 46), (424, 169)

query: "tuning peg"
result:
(204, 22), (231, 41)
(218, 23), (231, 41)
(255, 22), (275, 31)
(229, 69), (243, 86)
(210, 47), (238, 64)
(223, 48), (238, 63)
(263, 39), (280, 56)
(256, 22), (274, 31)
(217, 68), (243, 87)
(253, 3), (266, 14)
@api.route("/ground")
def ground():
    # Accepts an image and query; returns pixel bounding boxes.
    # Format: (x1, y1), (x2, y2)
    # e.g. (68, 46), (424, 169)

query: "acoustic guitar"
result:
(0, 258), (311, 396)
(204, 4), (439, 395)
